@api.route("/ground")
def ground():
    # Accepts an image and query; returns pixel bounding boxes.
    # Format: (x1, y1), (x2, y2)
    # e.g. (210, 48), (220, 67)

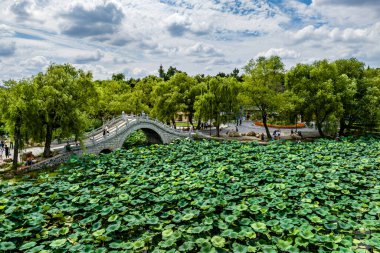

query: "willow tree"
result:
(195, 77), (241, 136)
(33, 64), (96, 157)
(243, 56), (286, 139)
(0, 79), (37, 170)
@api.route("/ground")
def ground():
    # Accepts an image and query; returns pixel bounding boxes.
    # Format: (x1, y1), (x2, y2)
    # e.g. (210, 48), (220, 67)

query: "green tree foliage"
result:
(334, 58), (364, 134)
(33, 64), (97, 157)
(195, 77), (241, 136)
(128, 75), (161, 115)
(359, 68), (380, 130)
(243, 56), (286, 138)
(151, 73), (190, 126)
(286, 60), (344, 136)
(111, 73), (125, 82)
(94, 79), (131, 121)
(157, 65), (182, 81)
(0, 79), (37, 169)
(287, 59), (380, 136)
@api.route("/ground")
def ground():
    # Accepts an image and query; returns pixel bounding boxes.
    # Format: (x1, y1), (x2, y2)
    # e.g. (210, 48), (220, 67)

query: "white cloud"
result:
(75, 49), (104, 64)
(20, 55), (49, 70)
(256, 48), (300, 59)
(0, 41), (16, 57)
(185, 43), (224, 58)
(0, 24), (15, 37)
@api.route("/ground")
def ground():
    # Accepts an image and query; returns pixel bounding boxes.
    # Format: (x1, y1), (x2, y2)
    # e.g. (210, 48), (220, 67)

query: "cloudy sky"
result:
(0, 0), (379, 81)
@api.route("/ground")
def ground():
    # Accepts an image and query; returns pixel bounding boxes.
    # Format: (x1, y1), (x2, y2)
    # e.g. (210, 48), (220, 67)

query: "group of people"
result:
(272, 129), (282, 140)
(0, 140), (11, 162)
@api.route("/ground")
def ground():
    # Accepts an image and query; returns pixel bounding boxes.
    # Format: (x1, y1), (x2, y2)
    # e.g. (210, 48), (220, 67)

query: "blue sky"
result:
(0, 0), (379, 80)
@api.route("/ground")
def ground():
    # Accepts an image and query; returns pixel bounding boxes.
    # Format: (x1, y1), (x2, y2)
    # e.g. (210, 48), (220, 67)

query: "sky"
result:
(0, 0), (379, 81)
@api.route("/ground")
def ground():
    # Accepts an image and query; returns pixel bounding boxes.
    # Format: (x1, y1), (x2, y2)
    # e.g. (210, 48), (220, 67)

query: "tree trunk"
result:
(316, 121), (324, 137)
(12, 117), (21, 171)
(188, 112), (194, 126)
(216, 124), (220, 137)
(171, 118), (176, 129)
(43, 124), (53, 157)
(196, 118), (201, 130)
(339, 117), (346, 136)
(262, 112), (271, 139)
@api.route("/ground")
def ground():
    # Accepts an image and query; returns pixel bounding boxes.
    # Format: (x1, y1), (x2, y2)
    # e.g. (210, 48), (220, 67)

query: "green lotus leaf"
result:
(94, 247), (108, 253)
(93, 228), (106, 237)
(0, 242), (16, 251)
(277, 239), (292, 251)
(251, 222), (267, 231)
(182, 213), (194, 221)
(211, 236), (225, 248)
(101, 207), (113, 216)
(179, 242), (195, 251)
(120, 242), (133, 249)
(261, 245), (277, 253)
(237, 204), (248, 211)
(239, 218), (251, 226)
(203, 217), (214, 225)
(119, 193), (130, 201)
(19, 241), (37, 250)
(60, 227), (70, 235)
(49, 238), (67, 248)
(233, 242), (248, 253)
(266, 220), (280, 226)
(250, 204), (261, 212)
(324, 223), (338, 230)
(108, 214), (118, 222)
(27, 245), (45, 253)
(225, 215), (238, 223)
(162, 228), (174, 238)
(300, 230), (315, 240)
(288, 246), (300, 253)
(109, 242), (122, 249)
(309, 215), (323, 223)
(133, 240), (145, 249)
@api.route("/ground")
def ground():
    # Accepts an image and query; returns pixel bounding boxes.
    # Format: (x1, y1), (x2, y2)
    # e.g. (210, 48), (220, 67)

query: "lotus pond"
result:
(1, 137), (380, 253)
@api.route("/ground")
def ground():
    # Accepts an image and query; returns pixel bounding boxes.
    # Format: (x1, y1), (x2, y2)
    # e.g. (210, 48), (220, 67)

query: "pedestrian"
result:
(103, 128), (106, 137)
(272, 130), (277, 140)
(4, 145), (10, 159)
(0, 148), (3, 162)
(10, 141), (13, 149)
(122, 111), (126, 121)
(105, 125), (109, 135)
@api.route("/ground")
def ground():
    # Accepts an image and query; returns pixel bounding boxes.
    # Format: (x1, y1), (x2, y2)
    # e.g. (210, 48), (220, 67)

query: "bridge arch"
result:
(99, 148), (113, 154)
(119, 124), (166, 147)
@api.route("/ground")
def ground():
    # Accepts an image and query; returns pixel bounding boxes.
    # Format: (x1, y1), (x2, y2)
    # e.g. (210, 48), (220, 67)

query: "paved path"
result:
(198, 121), (319, 138)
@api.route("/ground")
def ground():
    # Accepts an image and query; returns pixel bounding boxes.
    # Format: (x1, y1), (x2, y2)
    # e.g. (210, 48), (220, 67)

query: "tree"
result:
(286, 60), (343, 136)
(0, 79), (37, 170)
(243, 56), (286, 139)
(111, 73), (125, 82)
(195, 77), (241, 136)
(158, 65), (165, 79)
(334, 58), (364, 135)
(33, 64), (97, 157)
(94, 79), (131, 121)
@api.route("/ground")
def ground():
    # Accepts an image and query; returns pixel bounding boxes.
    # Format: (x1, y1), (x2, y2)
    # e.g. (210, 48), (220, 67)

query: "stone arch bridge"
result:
(84, 116), (193, 154)
(23, 116), (197, 172)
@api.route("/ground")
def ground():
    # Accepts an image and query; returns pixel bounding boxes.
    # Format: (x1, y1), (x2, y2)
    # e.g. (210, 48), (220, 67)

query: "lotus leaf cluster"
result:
(1, 136), (380, 252)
